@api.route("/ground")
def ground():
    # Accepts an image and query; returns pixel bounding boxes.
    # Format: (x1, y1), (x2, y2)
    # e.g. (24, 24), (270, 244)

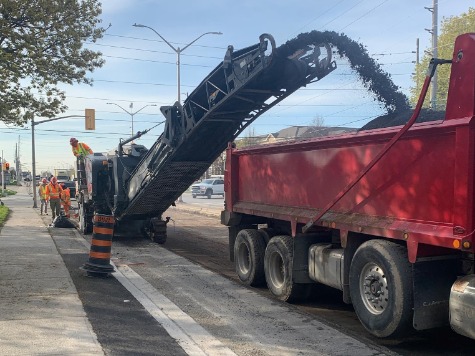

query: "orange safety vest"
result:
(45, 183), (63, 200)
(60, 188), (71, 206)
(72, 142), (93, 157)
(38, 184), (48, 199)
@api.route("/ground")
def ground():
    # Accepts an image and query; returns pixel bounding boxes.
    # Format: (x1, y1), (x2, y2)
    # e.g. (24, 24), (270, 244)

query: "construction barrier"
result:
(81, 214), (115, 277)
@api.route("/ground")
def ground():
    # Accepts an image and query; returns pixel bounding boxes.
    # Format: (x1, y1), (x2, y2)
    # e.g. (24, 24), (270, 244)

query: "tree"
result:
(0, 0), (106, 125)
(311, 116), (324, 127)
(410, 7), (475, 108)
(235, 127), (259, 148)
(305, 116), (325, 137)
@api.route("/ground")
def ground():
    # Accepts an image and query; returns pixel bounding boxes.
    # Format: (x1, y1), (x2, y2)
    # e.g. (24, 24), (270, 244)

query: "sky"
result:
(1, 0), (474, 174)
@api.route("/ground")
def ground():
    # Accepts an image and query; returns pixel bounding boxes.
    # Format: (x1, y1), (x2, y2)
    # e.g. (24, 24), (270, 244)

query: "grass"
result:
(0, 188), (17, 197)
(0, 204), (9, 227)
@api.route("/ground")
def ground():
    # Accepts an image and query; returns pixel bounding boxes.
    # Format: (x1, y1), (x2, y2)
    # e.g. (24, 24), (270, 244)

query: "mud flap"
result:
(150, 217), (169, 244)
(413, 257), (459, 330)
(292, 232), (331, 283)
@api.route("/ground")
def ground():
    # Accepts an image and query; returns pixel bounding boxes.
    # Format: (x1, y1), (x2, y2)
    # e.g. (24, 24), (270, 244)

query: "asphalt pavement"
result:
(0, 186), (386, 356)
(0, 186), (221, 355)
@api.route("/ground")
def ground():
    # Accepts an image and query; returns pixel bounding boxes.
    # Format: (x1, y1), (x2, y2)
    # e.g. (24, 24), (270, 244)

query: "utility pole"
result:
(1, 150), (4, 195)
(17, 136), (21, 183)
(425, 0), (438, 109)
(416, 38), (420, 91)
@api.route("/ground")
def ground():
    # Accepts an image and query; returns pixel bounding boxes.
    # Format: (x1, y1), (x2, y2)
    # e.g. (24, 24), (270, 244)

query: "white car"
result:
(191, 178), (224, 198)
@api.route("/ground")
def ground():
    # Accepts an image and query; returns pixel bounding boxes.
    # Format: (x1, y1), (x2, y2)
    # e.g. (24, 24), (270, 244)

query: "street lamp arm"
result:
(133, 23), (178, 52)
(107, 102), (132, 116)
(33, 115), (86, 126)
(133, 23), (222, 105)
(180, 32), (223, 52)
(133, 104), (157, 116)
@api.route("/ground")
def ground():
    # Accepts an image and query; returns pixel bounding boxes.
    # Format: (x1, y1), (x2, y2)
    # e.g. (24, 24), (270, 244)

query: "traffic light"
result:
(85, 108), (95, 130)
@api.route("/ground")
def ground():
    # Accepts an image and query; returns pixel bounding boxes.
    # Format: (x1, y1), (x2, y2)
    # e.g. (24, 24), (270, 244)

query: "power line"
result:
(89, 42), (223, 60)
(338, 0), (391, 32)
(287, 0), (346, 38)
(320, 0), (367, 30)
(102, 54), (215, 68)
(104, 33), (227, 51)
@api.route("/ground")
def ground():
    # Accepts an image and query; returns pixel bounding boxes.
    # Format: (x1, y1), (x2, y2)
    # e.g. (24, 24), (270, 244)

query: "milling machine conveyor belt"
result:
(116, 34), (336, 220)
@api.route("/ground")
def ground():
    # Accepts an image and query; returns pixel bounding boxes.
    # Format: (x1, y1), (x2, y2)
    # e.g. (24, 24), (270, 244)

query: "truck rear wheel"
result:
(79, 202), (92, 235)
(142, 218), (167, 244)
(265, 235), (305, 303)
(349, 240), (413, 338)
(235, 229), (266, 286)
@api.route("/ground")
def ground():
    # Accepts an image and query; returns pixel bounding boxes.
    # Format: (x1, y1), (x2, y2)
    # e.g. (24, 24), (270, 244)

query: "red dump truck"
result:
(221, 33), (475, 339)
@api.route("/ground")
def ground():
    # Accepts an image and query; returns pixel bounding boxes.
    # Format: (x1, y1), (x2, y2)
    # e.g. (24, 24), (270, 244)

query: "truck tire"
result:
(206, 189), (212, 199)
(142, 219), (167, 244)
(349, 240), (413, 338)
(265, 235), (305, 303)
(234, 229), (266, 286)
(257, 228), (275, 244)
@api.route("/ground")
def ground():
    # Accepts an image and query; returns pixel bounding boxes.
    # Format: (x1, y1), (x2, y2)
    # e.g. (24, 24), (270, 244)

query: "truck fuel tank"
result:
(450, 275), (475, 340)
(309, 244), (344, 291)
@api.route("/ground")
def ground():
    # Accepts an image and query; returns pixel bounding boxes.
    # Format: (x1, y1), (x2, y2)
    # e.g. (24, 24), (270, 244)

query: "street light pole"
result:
(107, 102), (157, 136)
(133, 23), (222, 104)
(32, 117), (37, 207)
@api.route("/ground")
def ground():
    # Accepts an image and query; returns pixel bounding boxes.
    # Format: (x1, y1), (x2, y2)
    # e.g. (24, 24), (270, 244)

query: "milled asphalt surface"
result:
(0, 186), (390, 355)
(0, 186), (223, 355)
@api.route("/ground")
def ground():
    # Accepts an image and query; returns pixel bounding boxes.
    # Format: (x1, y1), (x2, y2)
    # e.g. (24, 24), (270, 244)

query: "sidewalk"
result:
(171, 201), (222, 218)
(0, 186), (103, 355)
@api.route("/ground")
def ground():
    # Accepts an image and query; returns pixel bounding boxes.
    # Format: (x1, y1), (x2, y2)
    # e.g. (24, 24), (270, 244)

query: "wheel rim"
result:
(237, 242), (250, 275)
(267, 251), (284, 288)
(359, 262), (389, 315)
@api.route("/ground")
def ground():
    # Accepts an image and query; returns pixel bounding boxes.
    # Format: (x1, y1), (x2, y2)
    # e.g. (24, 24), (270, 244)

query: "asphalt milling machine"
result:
(76, 31), (408, 243)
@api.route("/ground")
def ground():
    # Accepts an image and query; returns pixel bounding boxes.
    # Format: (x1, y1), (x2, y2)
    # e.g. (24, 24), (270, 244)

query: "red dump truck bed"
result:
(225, 115), (475, 262)
(222, 33), (475, 340)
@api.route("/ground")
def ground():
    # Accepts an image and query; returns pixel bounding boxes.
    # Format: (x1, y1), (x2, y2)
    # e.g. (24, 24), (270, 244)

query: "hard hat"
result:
(42, 178), (47, 184)
(70, 137), (78, 144)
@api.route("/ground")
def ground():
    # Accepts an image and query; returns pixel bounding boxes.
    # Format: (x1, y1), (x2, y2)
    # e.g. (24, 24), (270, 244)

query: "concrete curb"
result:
(169, 204), (221, 219)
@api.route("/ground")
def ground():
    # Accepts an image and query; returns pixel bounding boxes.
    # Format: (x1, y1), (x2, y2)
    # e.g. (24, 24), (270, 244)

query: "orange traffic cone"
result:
(81, 214), (115, 277)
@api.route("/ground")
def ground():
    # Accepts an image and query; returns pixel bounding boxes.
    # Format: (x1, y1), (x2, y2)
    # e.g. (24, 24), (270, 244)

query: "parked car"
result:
(191, 178), (224, 198)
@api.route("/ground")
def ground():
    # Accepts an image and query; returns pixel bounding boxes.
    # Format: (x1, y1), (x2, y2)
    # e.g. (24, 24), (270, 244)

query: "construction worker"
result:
(60, 183), (71, 218)
(45, 176), (63, 220)
(70, 137), (93, 187)
(70, 137), (93, 158)
(38, 178), (49, 215)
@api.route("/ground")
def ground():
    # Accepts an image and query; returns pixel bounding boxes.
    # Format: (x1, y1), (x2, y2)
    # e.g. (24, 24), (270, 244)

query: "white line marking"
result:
(75, 230), (236, 356)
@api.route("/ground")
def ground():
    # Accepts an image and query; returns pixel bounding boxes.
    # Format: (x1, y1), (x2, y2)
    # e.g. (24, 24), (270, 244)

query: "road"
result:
(157, 207), (475, 356)
(62, 209), (385, 355)
(179, 191), (226, 208)
(62, 198), (475, 355)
